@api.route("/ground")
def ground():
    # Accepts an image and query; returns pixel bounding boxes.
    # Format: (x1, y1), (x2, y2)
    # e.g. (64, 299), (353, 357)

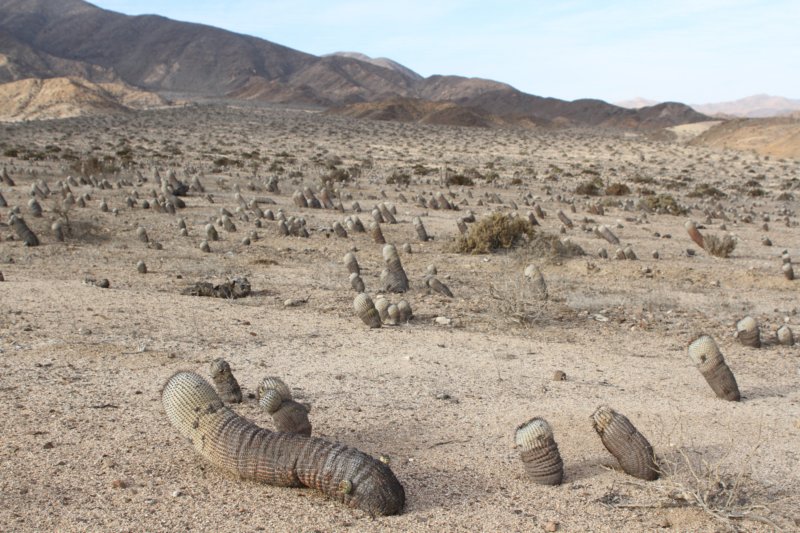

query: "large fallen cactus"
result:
(162, 371), (404, 515)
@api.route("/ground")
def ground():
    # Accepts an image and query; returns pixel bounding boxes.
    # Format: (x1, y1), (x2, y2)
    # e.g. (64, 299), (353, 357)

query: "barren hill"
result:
(0, 0), (709, 129)
(327, 97), (506, 128)
(693, 94), (800, 118)
(689, 116), (800, 159)
(0, 76), (166, 121)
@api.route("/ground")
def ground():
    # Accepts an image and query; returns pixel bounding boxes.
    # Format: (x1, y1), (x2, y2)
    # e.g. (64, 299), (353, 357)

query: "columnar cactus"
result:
(687, 335), (740, 401)
(162, 372), (404, 515)
(515, 417), (564, 485)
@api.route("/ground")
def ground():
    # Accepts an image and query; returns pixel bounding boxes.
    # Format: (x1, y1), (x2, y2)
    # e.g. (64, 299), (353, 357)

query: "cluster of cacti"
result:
(162, 371), (405, 515)
(380, 244), (409, 293)
(353, 293), (382, 328)
(516, 406), (657, 485)
(257, 376), (312, 436)
(614, 246), (637, 260)
(373, 295), (412, 325)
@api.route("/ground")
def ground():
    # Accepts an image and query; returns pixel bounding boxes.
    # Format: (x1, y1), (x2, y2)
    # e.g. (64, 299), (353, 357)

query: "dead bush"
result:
(454, 213), (535, 254)
(605, 182), (631, 196)
(704, 234), (737, 258)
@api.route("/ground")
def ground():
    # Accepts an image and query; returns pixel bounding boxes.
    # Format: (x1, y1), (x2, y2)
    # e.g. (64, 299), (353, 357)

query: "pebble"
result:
(434, 316), (451, 326)
(544, 520), (559, 532)
(171, 490), (183, 497)
(111, 479), (127, 489)
(552, 370), (567, 381)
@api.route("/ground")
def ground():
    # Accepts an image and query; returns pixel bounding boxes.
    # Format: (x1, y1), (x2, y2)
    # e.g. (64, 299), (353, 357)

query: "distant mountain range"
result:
(618, 94), (800, 118)
(0, 0), (709, 128)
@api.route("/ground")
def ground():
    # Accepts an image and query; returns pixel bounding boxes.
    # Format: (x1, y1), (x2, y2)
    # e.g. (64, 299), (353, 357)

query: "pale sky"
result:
(91, 0), (799, 104)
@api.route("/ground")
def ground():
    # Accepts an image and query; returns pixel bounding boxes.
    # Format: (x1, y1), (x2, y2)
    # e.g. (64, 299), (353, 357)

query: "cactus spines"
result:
(354, 293), (382, 328)
(349, 272), (365, 293)
(162, 372), (404, 515)
(515, 417), (564, 486)
(9, 215), (39, 246)
(205, 223), (219, 241)
(687, 335), (740, 401)
(382, 244), (409, 293)
(735, 316), (761, 348)
(343, 252), (360, 275)
(369, 222), (386, 244)
(209, 358), (243, 404)
(412, 217), (429, 241)
(777, 325), (794, 346)
(257, 377), (311, 436)
(591, 405), (658, 481)
(685, 220), (704, 249)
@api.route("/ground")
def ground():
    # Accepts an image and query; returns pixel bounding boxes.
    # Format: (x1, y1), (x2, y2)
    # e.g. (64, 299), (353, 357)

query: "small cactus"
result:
(776, 325), (794, 346)
(591, 405), (658, 481)
(687, 335), (740, 401)
(256, 376), (312, 436)
(685, 220), (704, 249)
(354, 293), (382, 328)
(515, 417), (564, 485)
(735, 316), (760, 348)
(9, 215), (39, 246)
(209, 358), (243, 404)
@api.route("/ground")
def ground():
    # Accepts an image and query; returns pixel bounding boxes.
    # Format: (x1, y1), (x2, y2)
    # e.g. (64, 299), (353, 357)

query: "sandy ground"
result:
(1, 105), (799, 532)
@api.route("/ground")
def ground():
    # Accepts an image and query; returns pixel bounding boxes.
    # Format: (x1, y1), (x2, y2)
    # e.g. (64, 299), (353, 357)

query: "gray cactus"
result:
(591, 405), (658, 481)
(209, 358), (243, 404)
(515, 417), (564, 485)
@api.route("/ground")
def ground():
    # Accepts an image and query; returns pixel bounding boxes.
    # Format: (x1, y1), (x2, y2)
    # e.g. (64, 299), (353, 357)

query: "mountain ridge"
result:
(0, 0), (709, 128)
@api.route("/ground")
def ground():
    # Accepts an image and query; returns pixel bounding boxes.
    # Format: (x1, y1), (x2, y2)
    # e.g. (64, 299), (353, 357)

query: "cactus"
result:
(735, 316), (760, 348)
(557, 210), (574, 229)
(782, 263), (794, 280)
(343, 252), (360, 275)
(257, 377), (312, 436)
(684, 220), (704, 249)
(595, 225), (620, 245)
(523, 264), (548, 300)
(349, 272), (365, 293)
(162, 372), (404, 515)
(687, 335), (740, 401)
(333, 221), (348, 238)
(136, 260), (147, 274)
(591, 405), (658, 481)
(205, 223), (219, 241)
(396, 300), (413, 323)
(426, 276), (453, 298)
(381, 244), (409, 293)
(136, 226), (149, 243)
(777, 325), (794, 346)
(28, 198), (43, 217)
(9, 215), (39, 246)
(51, 221), (65, 242)
(293, 190), (308, 208)
(369, 222), (386, 244)
(515, 417), (564, 485)
(412, 217), (429, 242)
(209, 358), (243, 404)
(354, 293), (382, 328)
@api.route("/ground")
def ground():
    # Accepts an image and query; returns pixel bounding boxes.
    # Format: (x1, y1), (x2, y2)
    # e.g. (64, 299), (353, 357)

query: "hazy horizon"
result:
(92, 0), (800, 104)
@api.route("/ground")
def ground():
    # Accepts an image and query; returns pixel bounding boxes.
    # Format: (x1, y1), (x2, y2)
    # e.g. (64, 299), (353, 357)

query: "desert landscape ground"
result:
(1, 103), (799, 532)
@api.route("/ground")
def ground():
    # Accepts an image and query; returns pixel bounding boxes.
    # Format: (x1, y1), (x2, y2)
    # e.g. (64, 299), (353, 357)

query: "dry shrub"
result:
(605, 182), (631, 196)
(526, 232), (585, 261)
(704, 234), (737, 258)
(641, 194), (688, 216)
(454, 213), (534, 254)
(489, 270), (548, 326)
(576, 177), (602, 196)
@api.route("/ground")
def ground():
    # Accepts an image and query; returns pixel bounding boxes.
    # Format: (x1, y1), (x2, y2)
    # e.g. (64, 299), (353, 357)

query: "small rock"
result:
(42, 441), (55, 450)
(136, 260), (147, 274)
(552, 370), (567, 381)
(111, 479), (127, 489)
(283, 298), (306, 307)
(544, 520), (559, 532)
(434, 316), (452, 326)
(658, 516), (671, 528)
(171, 489), (183, 498)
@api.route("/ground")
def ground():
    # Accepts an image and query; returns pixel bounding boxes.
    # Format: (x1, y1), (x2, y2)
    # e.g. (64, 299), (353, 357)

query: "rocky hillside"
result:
(690, 117), (800, 159)
(0, 0), (709, 129)
(0, 76), (166, 121)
